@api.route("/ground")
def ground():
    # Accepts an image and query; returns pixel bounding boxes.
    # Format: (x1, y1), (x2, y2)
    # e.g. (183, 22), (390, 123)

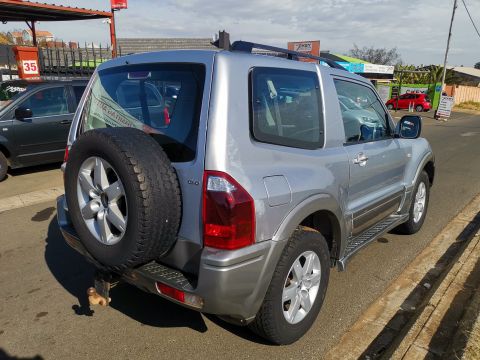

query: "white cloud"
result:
(1, 0), (479, 66)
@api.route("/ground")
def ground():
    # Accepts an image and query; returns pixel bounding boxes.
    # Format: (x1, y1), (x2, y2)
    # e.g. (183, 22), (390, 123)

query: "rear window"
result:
(81, 63), (205, 162)
(0, 82), (28, 110)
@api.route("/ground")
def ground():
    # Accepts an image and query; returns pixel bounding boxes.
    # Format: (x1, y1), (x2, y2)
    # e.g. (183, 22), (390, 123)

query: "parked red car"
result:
(386, 93), (431, 112)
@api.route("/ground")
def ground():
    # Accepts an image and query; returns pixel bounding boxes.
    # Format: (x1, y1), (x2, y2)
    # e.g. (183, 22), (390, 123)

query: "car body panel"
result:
(0, 79), (88, 169)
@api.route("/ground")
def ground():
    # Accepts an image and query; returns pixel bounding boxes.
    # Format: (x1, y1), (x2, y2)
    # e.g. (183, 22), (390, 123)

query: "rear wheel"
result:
(387, 104), (394, 110)
(249, 227), (330, 344)
(0, 152), (7, 182)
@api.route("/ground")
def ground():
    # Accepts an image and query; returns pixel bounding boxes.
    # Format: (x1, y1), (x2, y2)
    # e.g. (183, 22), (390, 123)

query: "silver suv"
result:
(57, 41), (434, 345)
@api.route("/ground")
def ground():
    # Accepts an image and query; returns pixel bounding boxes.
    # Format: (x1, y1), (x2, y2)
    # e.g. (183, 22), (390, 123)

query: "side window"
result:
(73, 85), (87, 105)
(334, 79), (391, 144)
(251, 67), (324, 149)
(20, 87), (69, 117)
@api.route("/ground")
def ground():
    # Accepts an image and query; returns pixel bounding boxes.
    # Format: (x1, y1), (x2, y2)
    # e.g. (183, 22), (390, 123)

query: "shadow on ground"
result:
(0, 349), (43, 360)
(43, 217), (210, 332)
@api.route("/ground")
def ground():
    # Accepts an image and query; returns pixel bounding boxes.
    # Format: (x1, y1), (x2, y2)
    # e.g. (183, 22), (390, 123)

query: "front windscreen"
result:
(82, 63), (206, 162)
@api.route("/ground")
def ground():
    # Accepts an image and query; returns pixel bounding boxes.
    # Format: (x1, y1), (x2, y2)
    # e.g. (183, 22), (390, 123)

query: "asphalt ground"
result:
(0, 110), (479, 359)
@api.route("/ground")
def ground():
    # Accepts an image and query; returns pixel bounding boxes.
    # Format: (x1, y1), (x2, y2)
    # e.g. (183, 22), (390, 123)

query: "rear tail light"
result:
(163, 107), (171, 125)
(155, 282), (203, 308)
(63, 146), (69, 163)
(202, 171), (255, 250)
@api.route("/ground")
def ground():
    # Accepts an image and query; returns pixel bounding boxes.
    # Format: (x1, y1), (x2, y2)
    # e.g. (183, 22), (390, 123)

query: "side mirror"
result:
(396, 115), (422, 139)
(15, 107), (33, 120)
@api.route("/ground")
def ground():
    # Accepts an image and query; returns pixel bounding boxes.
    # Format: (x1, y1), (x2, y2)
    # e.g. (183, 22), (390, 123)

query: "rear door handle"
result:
(353, 153), (369, 167)
(60, 120), (72, 125)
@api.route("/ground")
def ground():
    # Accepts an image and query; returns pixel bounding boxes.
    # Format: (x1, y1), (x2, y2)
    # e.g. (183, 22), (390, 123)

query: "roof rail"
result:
(231, 41), (346, 71)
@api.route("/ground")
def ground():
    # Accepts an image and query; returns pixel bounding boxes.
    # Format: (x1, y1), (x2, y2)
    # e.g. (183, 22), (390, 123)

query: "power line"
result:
(461, 0), (480, 39)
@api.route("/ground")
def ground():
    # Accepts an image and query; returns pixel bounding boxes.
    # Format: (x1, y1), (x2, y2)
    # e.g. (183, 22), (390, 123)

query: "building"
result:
(6, 31), (22, 44)
(7, 29), (54, 45)
(447, 66), (480, 87)
(320, 51), (395, 83)
(117, 38), (216, 55)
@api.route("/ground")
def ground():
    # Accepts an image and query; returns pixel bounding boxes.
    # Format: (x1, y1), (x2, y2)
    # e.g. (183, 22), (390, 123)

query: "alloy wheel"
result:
(77, 156), (128, 245)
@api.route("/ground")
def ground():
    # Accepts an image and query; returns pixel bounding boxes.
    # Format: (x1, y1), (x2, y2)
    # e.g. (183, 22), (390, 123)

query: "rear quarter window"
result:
(81, 63), (205, 162)
(250, 67), (324, 150)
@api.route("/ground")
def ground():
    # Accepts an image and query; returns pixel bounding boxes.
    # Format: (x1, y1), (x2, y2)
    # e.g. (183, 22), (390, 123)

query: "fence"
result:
(39, 43), (112, 77)
(0, 43), (113, 80)
(445, 85), (480, 105)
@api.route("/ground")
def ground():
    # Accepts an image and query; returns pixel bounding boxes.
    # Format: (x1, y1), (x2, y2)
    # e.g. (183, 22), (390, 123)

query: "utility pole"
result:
(440, 0), (458, 95)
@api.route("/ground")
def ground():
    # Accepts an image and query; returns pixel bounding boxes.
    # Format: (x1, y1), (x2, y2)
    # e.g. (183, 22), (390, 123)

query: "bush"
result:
(456, 101), (480, 111)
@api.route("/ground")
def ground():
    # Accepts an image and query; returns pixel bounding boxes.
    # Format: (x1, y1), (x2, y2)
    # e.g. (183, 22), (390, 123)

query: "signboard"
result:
(401, 86), (428, 95)
(111, 0), (127, 9)
(436, 96), (455, 118)
(21, 60), (38, 75)
(363, 63), (394, 75)
(331, 62), (394, 75)
(287, 41), (320, 63)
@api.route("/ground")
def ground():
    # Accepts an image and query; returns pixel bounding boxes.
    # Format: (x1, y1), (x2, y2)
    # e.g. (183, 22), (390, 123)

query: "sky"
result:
(2, 0), (479, 66)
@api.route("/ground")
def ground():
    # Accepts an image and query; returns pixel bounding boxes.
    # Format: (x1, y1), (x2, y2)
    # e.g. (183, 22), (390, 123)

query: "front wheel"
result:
(415, 105), (424, 112)
(249, 227), (330, 345)
(396, 171), (430, 234)
(387, 104), (394, 110)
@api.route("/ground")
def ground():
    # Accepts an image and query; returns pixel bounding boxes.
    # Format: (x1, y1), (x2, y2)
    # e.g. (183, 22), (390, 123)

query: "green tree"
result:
(348, 44), (402, 65)
(393, 65), (457, 85)
(0, 32), (13, 45)
(475, 62), (480, 69)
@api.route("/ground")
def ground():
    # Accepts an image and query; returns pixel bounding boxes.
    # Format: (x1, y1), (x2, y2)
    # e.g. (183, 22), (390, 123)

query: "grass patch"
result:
(456, 101), (480, 111)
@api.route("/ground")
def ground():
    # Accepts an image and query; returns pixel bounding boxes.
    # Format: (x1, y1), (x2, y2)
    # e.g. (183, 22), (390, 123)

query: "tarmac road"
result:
(0, 111), (479, 360)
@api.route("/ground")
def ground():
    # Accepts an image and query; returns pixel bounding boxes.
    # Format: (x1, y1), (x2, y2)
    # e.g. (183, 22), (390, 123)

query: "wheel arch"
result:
(0, 142), (11, 165)
(272, 193), (345, 261)
(424, 160), (435, 186)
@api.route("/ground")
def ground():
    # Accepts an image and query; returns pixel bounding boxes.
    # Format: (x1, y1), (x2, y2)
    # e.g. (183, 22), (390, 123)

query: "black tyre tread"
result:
(0, 151), (7, 181)
(249, 226), (330, 345)
(396, 171), (429, 235)
(65, 128), (181, 272)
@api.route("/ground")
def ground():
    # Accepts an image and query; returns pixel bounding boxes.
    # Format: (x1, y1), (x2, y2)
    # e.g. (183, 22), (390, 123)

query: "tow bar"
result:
(87, 271), (117, 306)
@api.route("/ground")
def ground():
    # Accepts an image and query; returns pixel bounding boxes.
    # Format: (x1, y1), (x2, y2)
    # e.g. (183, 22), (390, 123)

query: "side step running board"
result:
(337, 214), (408, 271)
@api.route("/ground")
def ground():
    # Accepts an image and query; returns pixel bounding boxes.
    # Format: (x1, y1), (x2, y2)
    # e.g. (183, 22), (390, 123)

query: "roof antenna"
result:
(211, 30), (231, 50)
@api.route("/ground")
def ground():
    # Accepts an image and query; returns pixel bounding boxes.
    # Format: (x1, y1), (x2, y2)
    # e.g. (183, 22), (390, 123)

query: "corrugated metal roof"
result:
(117, 38), (217, 54)
(448, 66), (480, 79)
(0, 0), (111, 22)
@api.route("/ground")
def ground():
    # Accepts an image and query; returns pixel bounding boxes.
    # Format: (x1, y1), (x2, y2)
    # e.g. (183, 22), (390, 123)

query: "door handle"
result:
(353, 153), (369, 167)
(60, 120), (72, 125)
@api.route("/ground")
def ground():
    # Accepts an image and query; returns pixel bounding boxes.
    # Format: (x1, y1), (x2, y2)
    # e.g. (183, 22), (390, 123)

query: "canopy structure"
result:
(0, 0), (118, 57)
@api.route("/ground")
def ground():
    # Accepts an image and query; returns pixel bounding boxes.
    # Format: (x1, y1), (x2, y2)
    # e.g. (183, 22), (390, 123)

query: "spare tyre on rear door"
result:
(64, 127), (181, 272)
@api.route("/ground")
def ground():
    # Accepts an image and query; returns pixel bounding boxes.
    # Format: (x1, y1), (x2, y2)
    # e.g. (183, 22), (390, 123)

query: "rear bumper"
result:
(56, 195), (286, 323)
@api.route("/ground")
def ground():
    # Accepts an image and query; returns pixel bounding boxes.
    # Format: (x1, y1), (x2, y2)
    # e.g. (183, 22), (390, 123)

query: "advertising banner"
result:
(437, 96), (455, 118)
(287, 41), (320, 63)
(111, 0), (127, 9)
(363, 63), (394, 74)
(401, 86), (428, 95)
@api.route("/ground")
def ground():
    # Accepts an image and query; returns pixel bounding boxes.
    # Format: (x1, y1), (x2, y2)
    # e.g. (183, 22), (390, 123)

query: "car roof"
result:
(0, 78), (89, 87)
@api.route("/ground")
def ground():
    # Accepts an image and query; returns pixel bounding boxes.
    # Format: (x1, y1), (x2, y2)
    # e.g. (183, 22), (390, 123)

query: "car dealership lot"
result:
(0, 111), (479, 359)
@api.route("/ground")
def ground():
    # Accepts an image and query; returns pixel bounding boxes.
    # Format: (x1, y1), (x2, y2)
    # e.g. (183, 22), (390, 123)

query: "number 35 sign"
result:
(22, 60), (39, 75)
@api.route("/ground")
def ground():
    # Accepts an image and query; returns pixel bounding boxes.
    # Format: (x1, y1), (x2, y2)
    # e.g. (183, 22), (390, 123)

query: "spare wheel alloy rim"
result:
(77, 156), (128, 245)
(282, 250), (321, 324)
